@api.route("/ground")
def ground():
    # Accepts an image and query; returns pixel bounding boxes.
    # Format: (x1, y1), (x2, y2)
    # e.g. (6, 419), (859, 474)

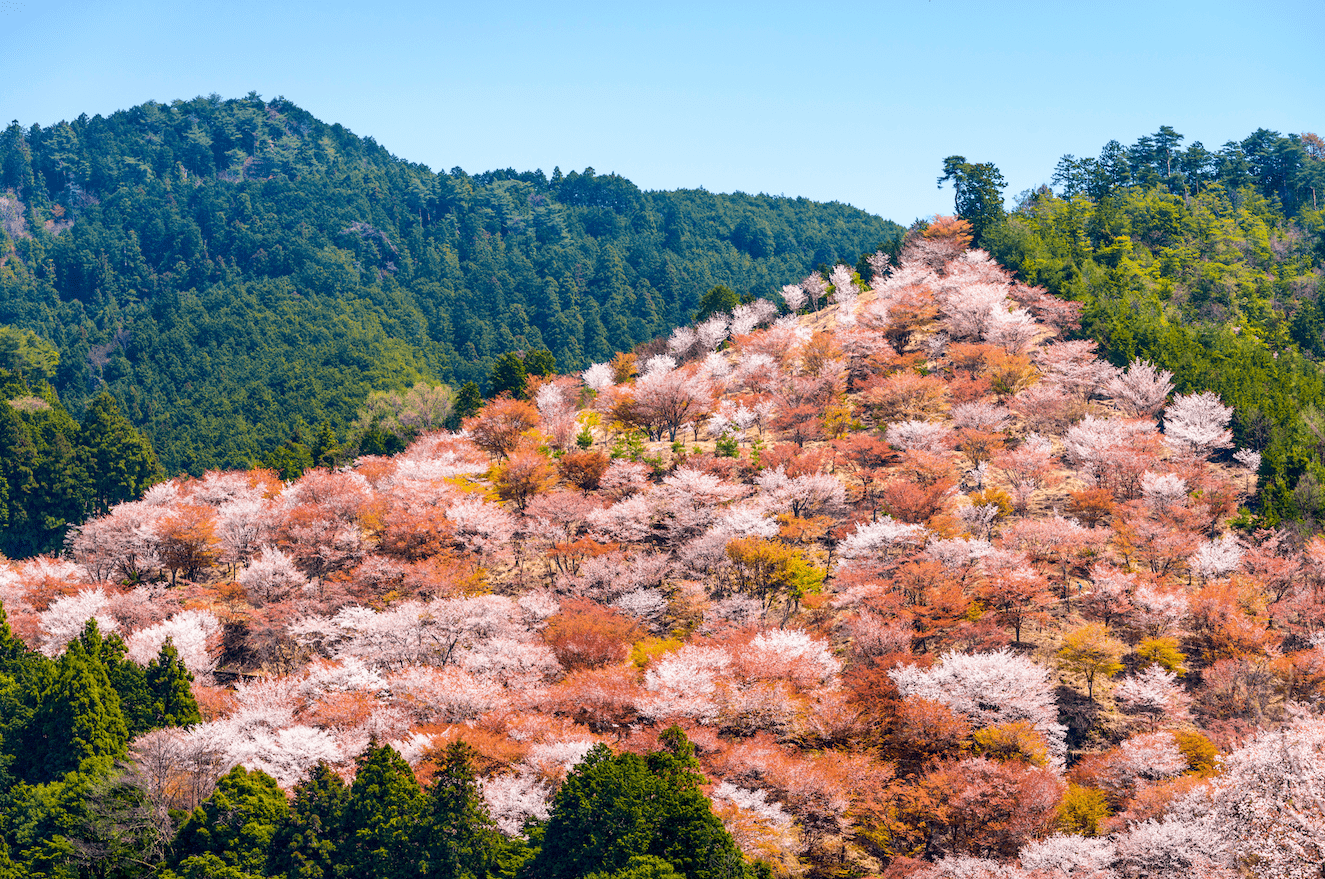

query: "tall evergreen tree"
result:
(419, 740), (501, 879)
(269, 761), (349, 879)
(168, 766), (290, 879)
(77, 619), (153, 737)
(340, 743), (423, 879)
(144, 639), (201, 730)
(938, 155), (1008, 246)
(77, 391), (164, 516)
(531, 727), (749, 879)
(22, 634), (129, 782)
(488, 353), (528, 399)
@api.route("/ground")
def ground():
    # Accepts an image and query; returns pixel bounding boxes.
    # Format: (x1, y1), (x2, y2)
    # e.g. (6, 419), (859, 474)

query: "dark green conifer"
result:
(77, 391), (164, 515)
(488, 353), (528, 399)
(454, 382), (483, 422)
(144, 639), (201, 729)
(531, 727), (749, 879)
(340, 742), (423, 879)
(77, 619), (153, 736)
(269, 760), (349, 879)
(419, 740), (500, 879)
(25, 634), (129, 782)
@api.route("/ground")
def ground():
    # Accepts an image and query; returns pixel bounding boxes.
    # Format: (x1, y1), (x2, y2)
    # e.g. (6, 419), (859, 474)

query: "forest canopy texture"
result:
(0, 93), (901, 476)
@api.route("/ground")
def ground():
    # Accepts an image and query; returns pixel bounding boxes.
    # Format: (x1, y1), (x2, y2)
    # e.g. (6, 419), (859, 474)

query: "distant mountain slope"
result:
(0, 93), (902, 472)
(979, 127), (1325, 526)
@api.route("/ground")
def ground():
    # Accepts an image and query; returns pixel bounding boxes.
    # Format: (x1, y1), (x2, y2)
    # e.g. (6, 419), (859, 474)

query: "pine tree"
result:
(269, 761), (349, 879)
(488, 353), (528, 399)
(454, 382), (483, 422)
(24, 634), (129, 782)
(144, 639), (202, 729)
(341, 743), (423, 879)
(0, 600), (50, 788)
(419, 740), (501, 879)
(77, 619), (153, 736)
(532, 727), (749, 879)
(77, 391), (164, 516)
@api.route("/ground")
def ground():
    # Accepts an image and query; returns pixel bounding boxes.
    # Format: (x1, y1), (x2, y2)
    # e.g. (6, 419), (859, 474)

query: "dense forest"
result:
(2, 217), (1323, 878)
(962, 127), (1325, 527)
(0, 93), (902, 474)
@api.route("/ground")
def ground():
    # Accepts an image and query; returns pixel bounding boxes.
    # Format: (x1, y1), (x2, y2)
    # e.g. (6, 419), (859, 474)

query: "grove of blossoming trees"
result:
(1, 216), (1323, 879)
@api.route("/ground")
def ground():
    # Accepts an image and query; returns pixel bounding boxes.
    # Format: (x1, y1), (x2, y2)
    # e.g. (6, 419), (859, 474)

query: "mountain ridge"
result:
(0, 93), (903, 475)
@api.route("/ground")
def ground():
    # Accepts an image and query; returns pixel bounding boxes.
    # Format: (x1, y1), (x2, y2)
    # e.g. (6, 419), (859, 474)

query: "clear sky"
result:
(1, 0), (1320, 223)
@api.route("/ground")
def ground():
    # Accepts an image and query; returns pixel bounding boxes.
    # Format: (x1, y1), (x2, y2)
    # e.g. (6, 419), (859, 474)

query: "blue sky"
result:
(2, 0), (1320, 223)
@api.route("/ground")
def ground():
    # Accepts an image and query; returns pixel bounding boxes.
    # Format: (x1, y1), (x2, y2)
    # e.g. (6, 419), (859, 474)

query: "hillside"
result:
(1, 220), (1322, 878)
(977, 127), (1325, 526)
(0, 93), (902, 473)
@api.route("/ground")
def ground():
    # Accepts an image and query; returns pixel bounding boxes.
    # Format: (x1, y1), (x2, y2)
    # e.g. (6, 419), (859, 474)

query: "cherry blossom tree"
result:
(992, 434), (1057, 514)
(628, 364), (714, 441)
(465, 398), (540, 460)
(890, 648), (1066, 766)
(1163, 391), (1234, 459)
(886, 420), (954, 452)
(837, 517), (927, 565)
(1191, 534), (1243, 581)
(801, 271), (829, 310)
(67, 501), (165, 583)
(582, 362), (615, 392)
(1033, 340), (1117, 399)
(1201, 712), (1325, 878)
(39, 587), (117, 656)
(238, 547), (307, 604)
(1115, 665), (1191, 730)
(1063, 416), (1165, 499)
(780, 284), (807, 313)
(1106, 359), (1174, 417)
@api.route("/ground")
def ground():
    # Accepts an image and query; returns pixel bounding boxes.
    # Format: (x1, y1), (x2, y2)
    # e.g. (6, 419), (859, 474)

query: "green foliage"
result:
(269, 761), (349, 879)
(608, 429), (647, 461)
(694, 285), (739, 322)
(454, 382), (484, 423)
(76, 619), (154, 737)
(77, 392), (164, 515)
(351, 382), (454, 453)
(0, 96), (900, 484)
(0, 367), (160, 556)
(713, 432), (739, 458)
(0, 600), (52, 788)
(584, 855), (687, 879)
(530, 727), (749, 879)
(144, 640), (202, 729)
(419, 741), (502, 879)
(49, 768), (169, 879)
(340, 743), (423, 879)
(983, 125), (1325, 528)
(20, 631), (129, 783)
(489, 353), (528, 400)
(0, 325), (58, 383)
(262, 430), (315, 481)
(168, 766), (290, 878)
(523, 348), (557, 379)
(938, 156), (1007, 246)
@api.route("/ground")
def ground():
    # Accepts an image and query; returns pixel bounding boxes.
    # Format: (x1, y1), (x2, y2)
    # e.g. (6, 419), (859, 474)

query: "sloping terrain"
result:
(2, 220), (1321, 878)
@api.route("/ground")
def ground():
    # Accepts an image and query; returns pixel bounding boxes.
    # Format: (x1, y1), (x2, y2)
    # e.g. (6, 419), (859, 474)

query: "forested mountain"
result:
(0, 93), (902, 473)
(948, 127), (1325, 526)
(3, 220), (1325, 878)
